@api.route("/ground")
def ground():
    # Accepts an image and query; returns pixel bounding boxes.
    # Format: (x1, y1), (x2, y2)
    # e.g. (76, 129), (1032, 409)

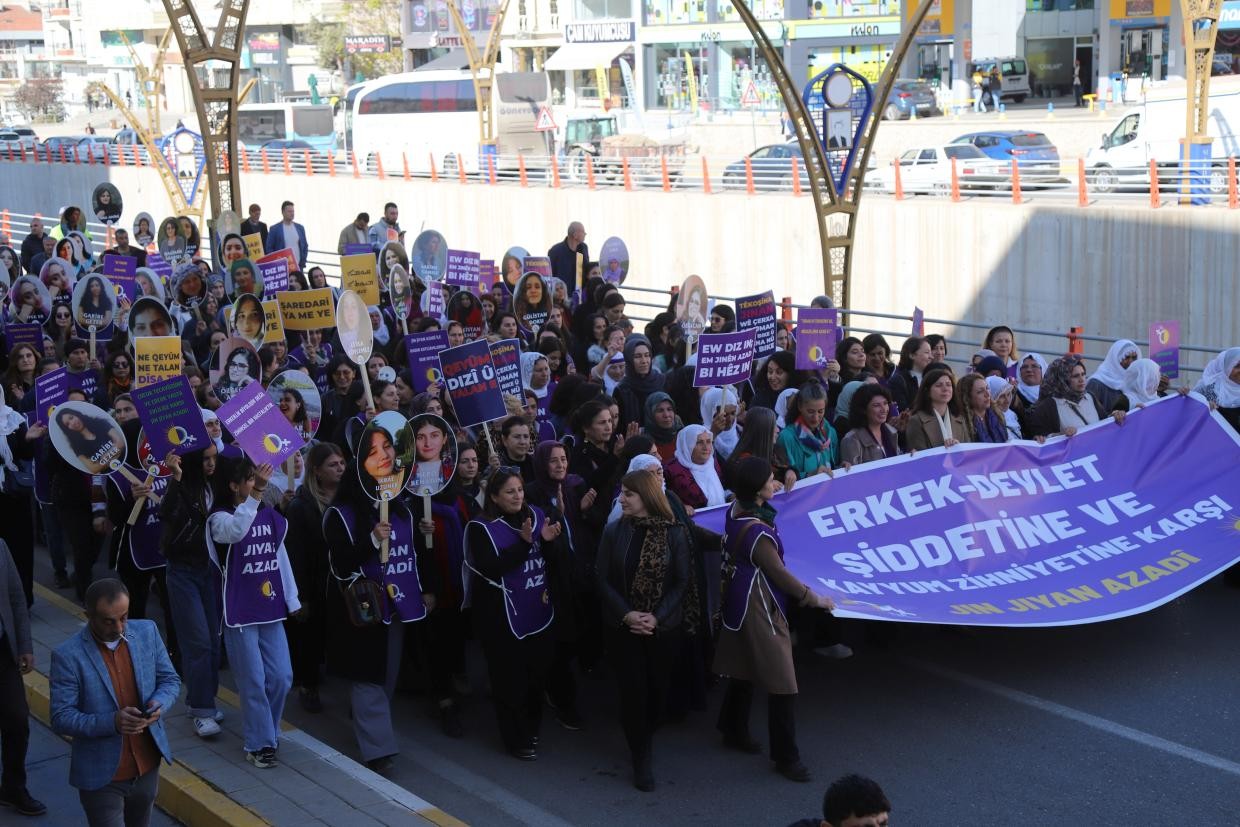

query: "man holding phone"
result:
(50, 579), (180, 826)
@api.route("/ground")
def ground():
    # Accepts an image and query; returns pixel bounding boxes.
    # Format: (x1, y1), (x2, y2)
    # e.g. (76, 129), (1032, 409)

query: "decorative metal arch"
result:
(1178, 0), (1225, 202)
(728, 0), (938, 306)
(444, 0), (514, 150)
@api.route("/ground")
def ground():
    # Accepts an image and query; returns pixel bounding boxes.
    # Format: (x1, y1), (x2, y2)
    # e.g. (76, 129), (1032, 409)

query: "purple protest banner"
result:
(257, 256), (290, 294)
(795, 308), (839, 370)
(478, 259), (495, 294)
(343, 243), (373, 256)
(521, 256), (551, 278)
(216, 380), (304, 466)
(425, 281), (445, 317)
(5, 322), (43, 352)
(1149, 320), (1180, 379)
(440, 339), (506, 427)
(146, 251), (172, 285)
(34, 367), (69, 426)
(489, 338), (523, 400)
(445, 249), (481, 287)
(912, 307), (925, 336)
(131, 375), (211, 458)
(694, 395), (1240, 626)
(693, 330), (757, 387)
(735, 291), (776, 359)
(103, 254), (138, 300)
(404, 331), (449, 392)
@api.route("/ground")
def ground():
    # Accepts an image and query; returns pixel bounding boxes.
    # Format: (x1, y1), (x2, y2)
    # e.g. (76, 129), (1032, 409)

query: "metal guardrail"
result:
(0, 209), (1227, 379)
(3, 142), (1238, 210)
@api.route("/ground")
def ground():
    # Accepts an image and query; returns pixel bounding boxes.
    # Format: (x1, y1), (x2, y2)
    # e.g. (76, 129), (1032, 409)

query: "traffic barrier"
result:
(58, 146), (67, 164)
(585, 155), (596, 190)
(303, 149), (313, 176)
(133, 145), (144, 167)
(791, 157), (802, 197)
(1010, 159), (1022, 205)
(428, 153), (437, 183)
(72, 146), (80, 165)
(1, 210), (10, 239)
(456, 155), (466, 185)
(1077, 158), (1088, 207)
(660, 155), (671, 192)
(701, 157), (711, 194)
(780, 296), (793, 322)
(351, 151), (360, 179)
(893, 158), (904, 200)
(622, 157), (633, 191)
(402, 152), (411, 181)
(487, 154), (497, 186)
(518, 153), (528, 187)
(261, 149), (270, 175)
(744, 156), (755, 195)
(87, 147), (94, 165)
(240, 148), (250, 173)
(19, 145), (26, 162)
(375, 152), (385, 180)
(1149, 159), (1160, 209)
(550, 154), (561, 188)
(1068, 326), (1084, 355)
(1229, 157), (1237, 210)
(325, 151), (334, 176)
(282, 149), (292, 176)
(117, 144), (126, 166)
(950, 157), (960, 202)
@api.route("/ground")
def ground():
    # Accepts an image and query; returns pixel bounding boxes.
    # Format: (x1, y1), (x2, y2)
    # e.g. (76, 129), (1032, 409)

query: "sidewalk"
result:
(22, 584), (463, 827)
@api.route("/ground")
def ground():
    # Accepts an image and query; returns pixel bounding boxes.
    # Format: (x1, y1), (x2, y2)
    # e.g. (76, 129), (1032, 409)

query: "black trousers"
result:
(0, 638), (30, 794)
(0, 491), (34, 608)
(605, 627), (682, 763)
(285, 603), (326, 689)
(476, 623), (553, 752)
(64, 513), (100, 604)
(717, 678), (799, 764)
(116, 552), (178, 671)
(402, 608), (463, 704)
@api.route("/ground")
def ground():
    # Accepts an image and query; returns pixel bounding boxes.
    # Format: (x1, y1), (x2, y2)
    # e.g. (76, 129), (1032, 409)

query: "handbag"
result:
(2, 458), (34, 495)
(339, 576), (385, 628)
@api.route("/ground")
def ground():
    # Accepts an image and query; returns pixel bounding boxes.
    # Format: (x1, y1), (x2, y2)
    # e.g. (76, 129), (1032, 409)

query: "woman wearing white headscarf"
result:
(774, 388), (797, 430)
(1192, 347), (1240, 433)
(520, 352), (553, 400)
(1087, 339), (1140, 414)
(607, 453), (666, 525)
(700, 387), (740, 461)
(1121, 358), (1162, 410)
(986, 376), (1023, 441)
(664, 425), (728, 509)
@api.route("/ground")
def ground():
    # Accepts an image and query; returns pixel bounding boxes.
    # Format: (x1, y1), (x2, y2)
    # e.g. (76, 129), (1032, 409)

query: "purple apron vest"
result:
(110, 473), (169, 571)
(217, 505), (290, 627)
(331, 501), (427, 623)
(721, 508), (789, 632)
(535, 382), (555, 422)
(466, 506), (554, 640)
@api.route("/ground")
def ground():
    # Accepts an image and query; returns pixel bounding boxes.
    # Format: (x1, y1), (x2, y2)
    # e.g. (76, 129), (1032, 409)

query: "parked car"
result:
(968, 57), (1032, 103)
(869, 144), (1007, 195)
(5, 126), (38, 152)
(722, 142), (809, 190)
(883, 80), (939, 120)
(0, 131), (23, 154)
(261, 138), (324, 171)
(41, 135), (109, 162)
(950, 130), (1061, 172)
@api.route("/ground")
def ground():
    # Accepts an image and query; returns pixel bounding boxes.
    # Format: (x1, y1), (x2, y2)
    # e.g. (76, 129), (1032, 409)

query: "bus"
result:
(346, 70), (552, 174)
(236, 103), (338, 153)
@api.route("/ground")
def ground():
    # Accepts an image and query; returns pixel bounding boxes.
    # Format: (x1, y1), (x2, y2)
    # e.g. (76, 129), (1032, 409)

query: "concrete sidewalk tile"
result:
(367, 801), (426, 827)
(262, 802), (315, 827)
(297, 803), (388, 827)
(196, 762), (267, 794)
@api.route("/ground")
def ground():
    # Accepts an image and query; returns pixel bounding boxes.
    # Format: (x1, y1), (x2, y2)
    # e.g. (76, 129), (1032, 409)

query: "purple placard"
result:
(794, 308), (840, 370)
(489, 338), (522, 400)
(445, 249), (481, 287)
(521, 256), (551, 279)
(216, 380), (304, 466)
(5, 322), (43, 352)
(735, 291), (776, 359)
(440, 339), (506, 427)
(693, 396), (1240, 627)
(404, 330), (449, 393)
(1149, 320), (1180, 379)
(343, 243), (373, 256)
(912, 306), (925, 336)
(478, 259), (495, 293)
(693, 330), (757, 387)
(34, 367), (69, 426)
(130, 375), (211, 458)
(257, 256), (290, 294)
(426, 281), (445, 317)
(103, 254), (138, 300)
(146, 251), (172, 284)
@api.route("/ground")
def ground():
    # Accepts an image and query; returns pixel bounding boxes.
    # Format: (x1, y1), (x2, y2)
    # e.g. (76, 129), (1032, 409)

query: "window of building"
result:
(576, 0), (633, 20)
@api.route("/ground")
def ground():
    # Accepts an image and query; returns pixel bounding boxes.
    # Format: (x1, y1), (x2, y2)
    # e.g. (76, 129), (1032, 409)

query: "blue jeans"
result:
(165, 562), (220, 717)
(223, 623), (292, 752)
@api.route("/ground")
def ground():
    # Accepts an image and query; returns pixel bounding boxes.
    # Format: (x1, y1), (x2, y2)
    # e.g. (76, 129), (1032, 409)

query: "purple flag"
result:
(735, 291), (776, 359)
(34, 367), (69, 426)
(693, 330), (757, 387)
(216, 380), (304, 466)
(445, 249), (481, 287)
(257, 256), (290, 294)
(912, 307), (925, 336)
(5, 322), (43, 352)
(795, 308), (840, 371)
(404, 331), (449, 393)
(1148, 320), (1180, 379)
(103, 254), (138, 300)
(440, 339), (506, 427)
(489, 338), (522, 400)
(694, 396), (1240, 627)
(131, 375), (212, 458)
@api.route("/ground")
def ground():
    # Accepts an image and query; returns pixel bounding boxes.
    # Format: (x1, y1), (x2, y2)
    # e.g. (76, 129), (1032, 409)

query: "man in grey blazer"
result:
(0, 542), (44, 816)
(51, 579), (180, 826)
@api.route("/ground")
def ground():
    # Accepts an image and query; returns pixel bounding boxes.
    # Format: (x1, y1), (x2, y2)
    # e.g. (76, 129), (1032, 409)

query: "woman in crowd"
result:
(596, 469), (690, 791)
(1192, 347), (1240, 432)
(925, 333), (948, 364)
(4, 343), (39, 402)
(642, 391), (682, 462)
(491, 310), (520, 340)
(726, 406), (794, 491)
(665, 425), (728, 509)
(1027, 356), (1125, 438)
(840, 384), (901, 465)
(613, 336), (664, 430)
(835, 337), (868, 385)
(987, 377), (1024, 440)
(714, 456), (835, 783)
(520, 352), (556, 423)
(1014, 352), (1046, 415)
(904, 367), (969, 450)
(1088, 339), (1141, 413)
(700, 386), (741, 462)
(777, 383), (840, 479)
(887, 336), (932, 414)
(464, 468), (562, 760)
(751, 351), (800, 411)
(95, 351), (133, 408)
(1122, 358), (1163, 410)
(982, 325), (1020, 372)
(861, 334), (895, 385)
(44, 304), (75, 357)
(959, 373), (1007, 443)
(568, 399), (618, 533)
(709, 304), (736, 333)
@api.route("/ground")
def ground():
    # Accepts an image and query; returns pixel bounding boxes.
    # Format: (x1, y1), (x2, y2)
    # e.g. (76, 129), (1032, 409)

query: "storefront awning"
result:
(414, 49), (472, 71)
(543, 42), (629, 72)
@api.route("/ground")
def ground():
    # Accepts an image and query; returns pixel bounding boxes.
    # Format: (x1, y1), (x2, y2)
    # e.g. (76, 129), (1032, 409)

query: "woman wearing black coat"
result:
(595, 469), (690, 792)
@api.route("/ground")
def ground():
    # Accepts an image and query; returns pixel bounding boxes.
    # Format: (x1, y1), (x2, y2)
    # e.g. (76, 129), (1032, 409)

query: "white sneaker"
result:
(213, 709), (224, 722)
(813, 643), (854, 660)
(193, 716), (222, 737)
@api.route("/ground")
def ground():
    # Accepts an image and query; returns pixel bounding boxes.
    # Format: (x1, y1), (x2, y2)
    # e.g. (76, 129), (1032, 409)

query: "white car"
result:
(868, 144), (1007, 195)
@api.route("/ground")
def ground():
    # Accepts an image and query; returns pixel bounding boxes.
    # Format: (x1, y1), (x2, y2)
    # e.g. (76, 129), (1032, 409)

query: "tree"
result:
(14, 79), (65, 122)
(308, 0), (402, 82)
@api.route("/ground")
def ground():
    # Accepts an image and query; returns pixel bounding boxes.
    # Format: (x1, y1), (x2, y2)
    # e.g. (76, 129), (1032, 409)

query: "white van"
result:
(969, 58), (1032, 103)
(1085, 75), (1240, 192)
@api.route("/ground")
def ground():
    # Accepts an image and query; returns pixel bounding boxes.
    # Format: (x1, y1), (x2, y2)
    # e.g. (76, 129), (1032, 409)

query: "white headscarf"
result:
(1090, 339), (1140, 391)
(1194, 347), (1240, 408)
(368, 306), (391, 347)
(520, 352), (550, 398)
(0, 385), (24, 488)
(201, 407), (225, 451)
(774, 388), (798, 429)
(1017, 353), (1047, 405)
(606, 453), (666, 524)
(700, 386), (739, 460)
(1122, 358), (1161, 408)
(986, 376), (1022, 439)
(674, 424), (726, 507)
(603, 351), (625, 396)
